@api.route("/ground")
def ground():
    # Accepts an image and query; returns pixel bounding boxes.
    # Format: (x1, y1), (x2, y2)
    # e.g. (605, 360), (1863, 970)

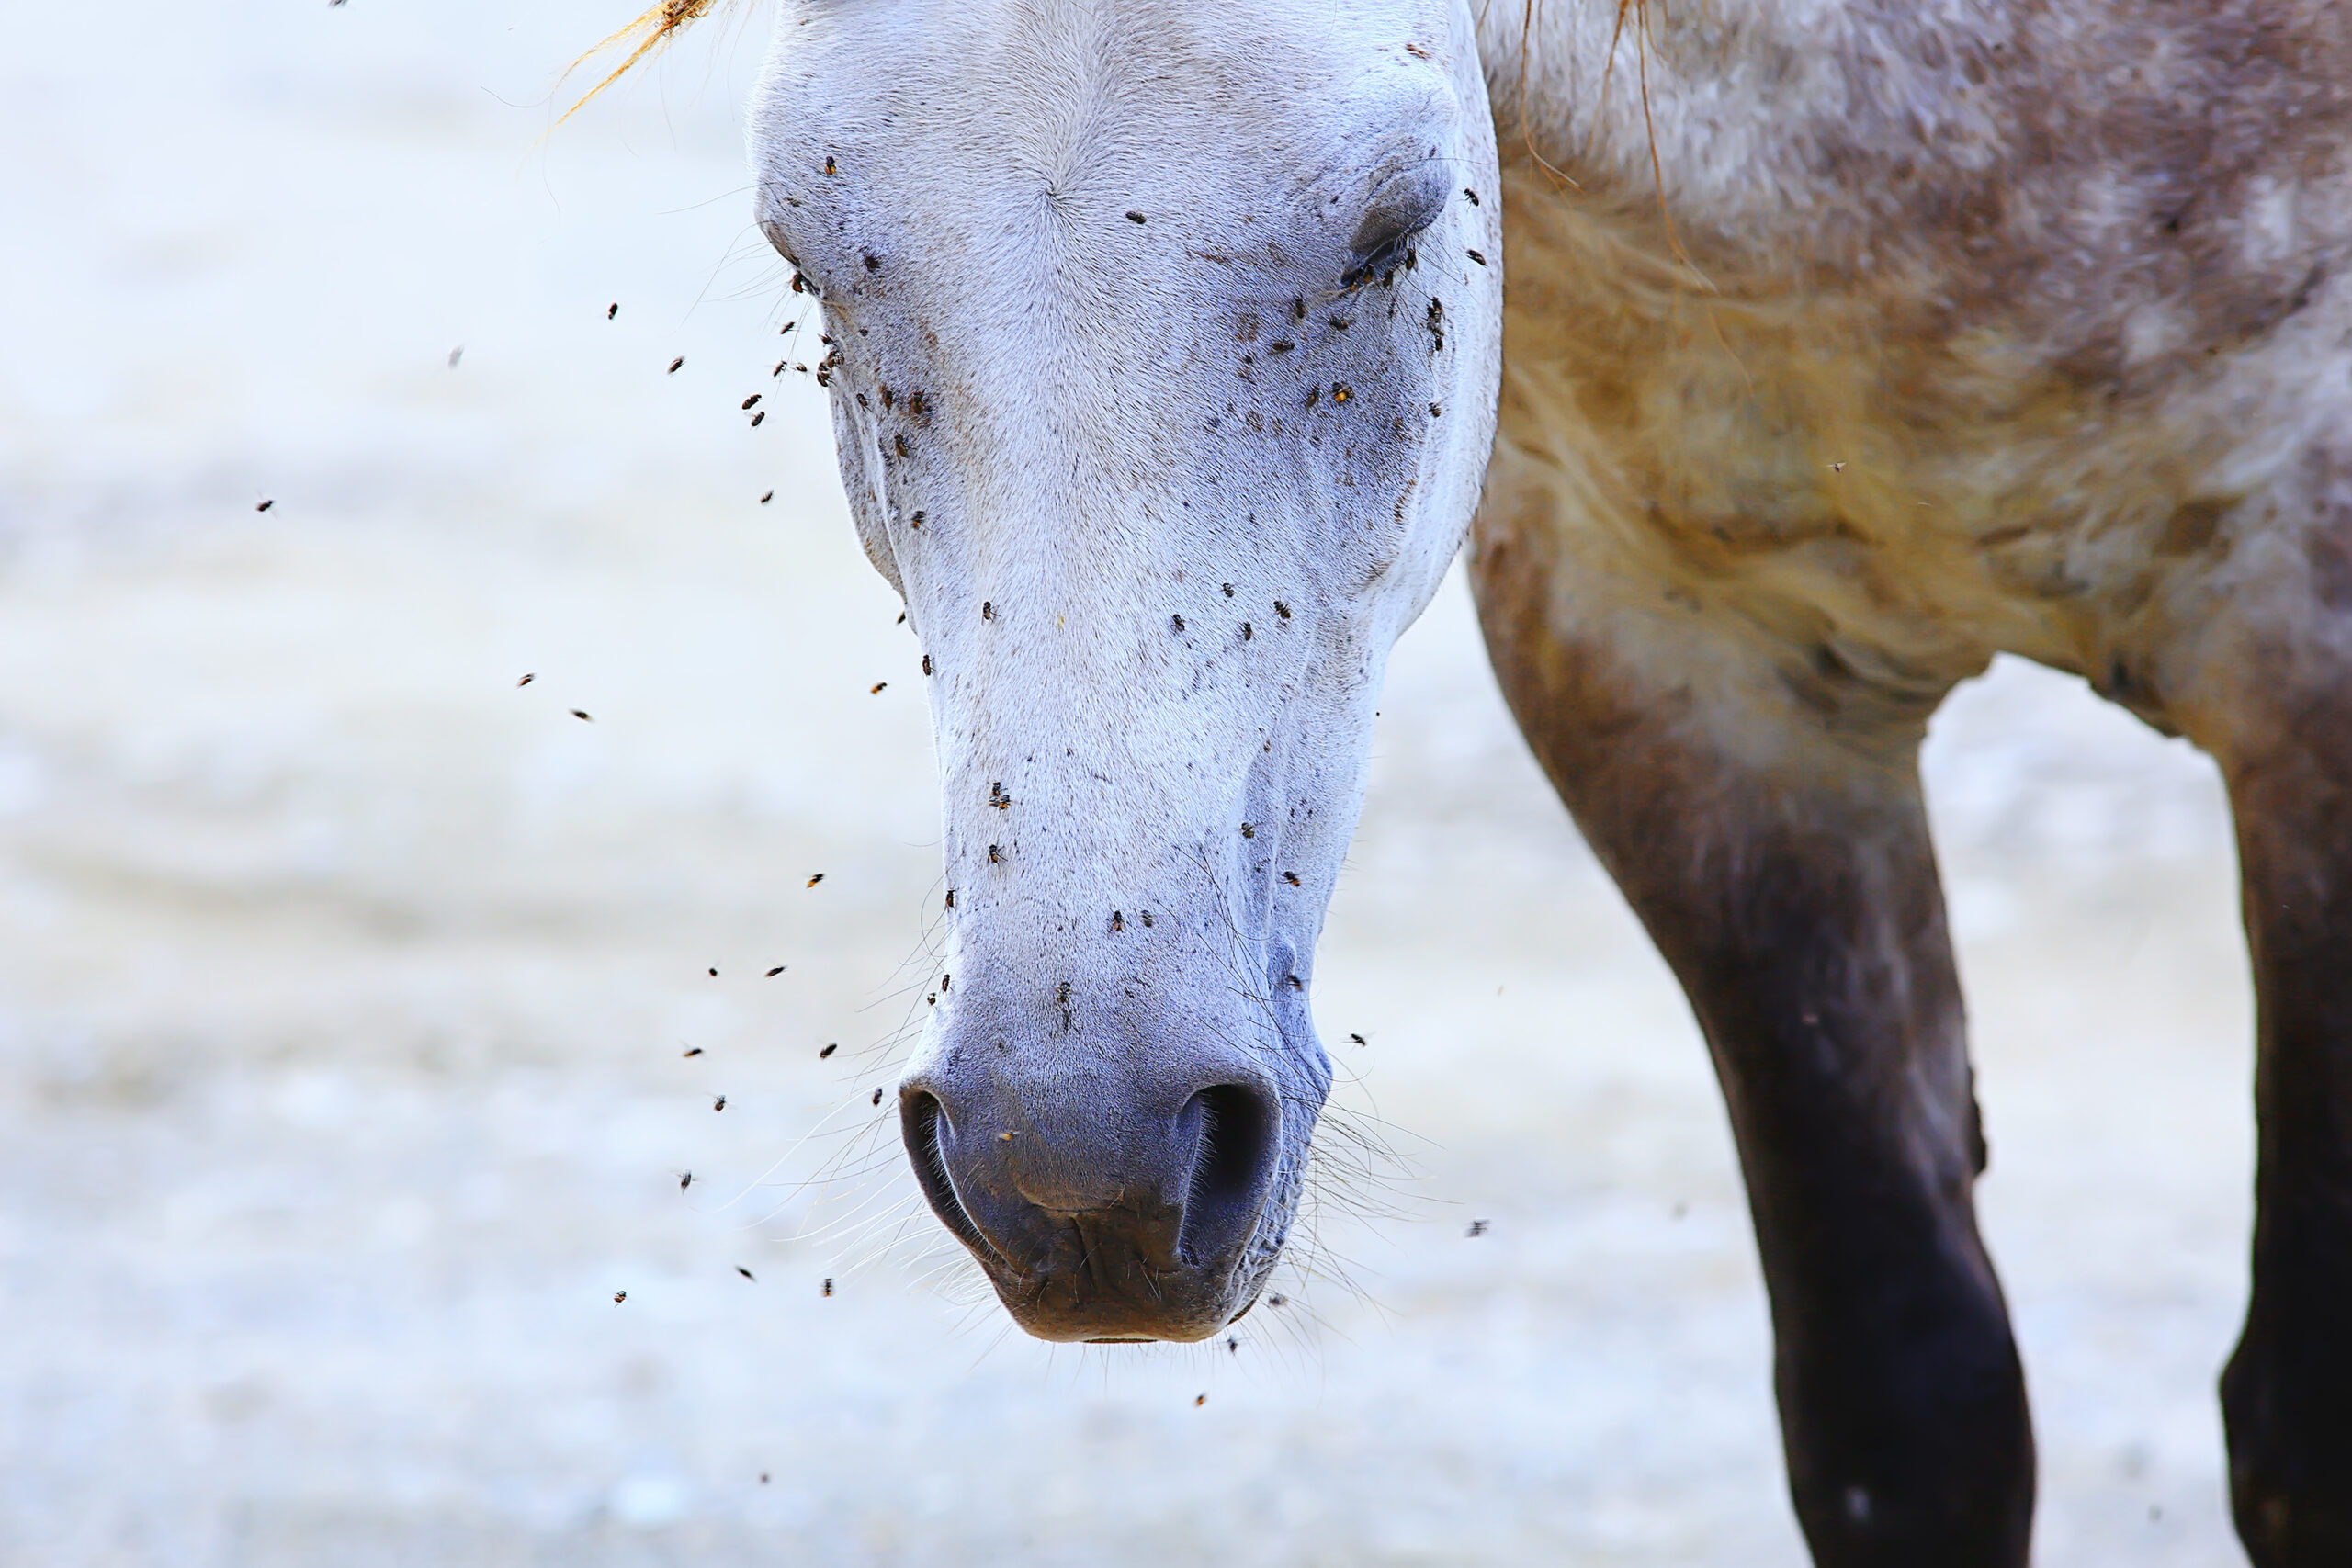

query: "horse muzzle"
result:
(899, 1054), (1282, 1342)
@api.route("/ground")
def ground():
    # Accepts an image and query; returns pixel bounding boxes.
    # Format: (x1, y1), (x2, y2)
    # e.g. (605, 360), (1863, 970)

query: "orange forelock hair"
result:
(556, 1), (733, 127)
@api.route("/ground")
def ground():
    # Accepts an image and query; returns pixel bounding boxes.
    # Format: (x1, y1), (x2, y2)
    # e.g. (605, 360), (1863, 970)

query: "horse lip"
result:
(971, 1208), (1244, 1343)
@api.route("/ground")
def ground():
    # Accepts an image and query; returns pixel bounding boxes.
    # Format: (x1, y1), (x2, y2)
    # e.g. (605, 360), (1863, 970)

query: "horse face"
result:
(752, 0), (1500, 1342)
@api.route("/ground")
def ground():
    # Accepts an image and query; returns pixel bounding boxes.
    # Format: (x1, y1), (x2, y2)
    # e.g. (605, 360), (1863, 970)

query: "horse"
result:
(599, 2), (2352, 1562)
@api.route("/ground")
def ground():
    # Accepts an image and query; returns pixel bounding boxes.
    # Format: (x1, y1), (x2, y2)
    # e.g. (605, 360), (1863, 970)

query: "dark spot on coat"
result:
(2154, 498), (2230, 557)
(2287, 264), (2326, 317)
(2310, 518), (2352, 610)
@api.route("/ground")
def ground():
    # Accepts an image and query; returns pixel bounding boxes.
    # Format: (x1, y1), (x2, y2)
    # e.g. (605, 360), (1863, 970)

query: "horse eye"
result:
(1344, 162), (1450, 283)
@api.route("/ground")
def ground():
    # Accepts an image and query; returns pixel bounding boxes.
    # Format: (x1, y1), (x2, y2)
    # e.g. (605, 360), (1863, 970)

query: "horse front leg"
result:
(2208, 673), (2352, 1566)
(1470, 521), (2032, 1566)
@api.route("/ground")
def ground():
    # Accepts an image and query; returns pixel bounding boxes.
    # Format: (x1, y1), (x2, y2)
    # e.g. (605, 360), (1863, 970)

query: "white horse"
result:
(605, 2), (2352, 1562)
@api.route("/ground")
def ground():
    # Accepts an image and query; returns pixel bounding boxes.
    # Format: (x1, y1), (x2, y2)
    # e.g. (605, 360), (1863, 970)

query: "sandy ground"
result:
(0, 5), (2265, 1563)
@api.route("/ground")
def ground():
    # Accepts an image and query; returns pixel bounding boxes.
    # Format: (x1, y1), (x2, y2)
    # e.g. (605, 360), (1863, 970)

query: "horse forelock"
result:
(559, 0), (734, 125)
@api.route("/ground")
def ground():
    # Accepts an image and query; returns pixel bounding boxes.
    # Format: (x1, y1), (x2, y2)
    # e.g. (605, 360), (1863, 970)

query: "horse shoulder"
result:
(1482, 0), (2352, 734)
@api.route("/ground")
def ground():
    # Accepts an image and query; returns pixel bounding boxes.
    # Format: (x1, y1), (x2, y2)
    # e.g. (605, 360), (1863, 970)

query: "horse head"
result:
(752, 0), (1500, 1342)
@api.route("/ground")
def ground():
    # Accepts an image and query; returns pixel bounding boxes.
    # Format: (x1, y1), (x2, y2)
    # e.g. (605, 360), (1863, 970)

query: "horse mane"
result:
(557, 0), (732, 126)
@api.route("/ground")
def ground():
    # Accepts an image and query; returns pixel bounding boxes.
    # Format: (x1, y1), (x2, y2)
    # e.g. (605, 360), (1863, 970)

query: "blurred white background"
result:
(0, 4), (2260, 1563)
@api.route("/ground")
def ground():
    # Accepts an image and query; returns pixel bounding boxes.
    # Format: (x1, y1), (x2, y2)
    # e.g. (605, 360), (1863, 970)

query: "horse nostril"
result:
(901, 1090), (996, 1262)
(1176, 1082), (1279, 1269)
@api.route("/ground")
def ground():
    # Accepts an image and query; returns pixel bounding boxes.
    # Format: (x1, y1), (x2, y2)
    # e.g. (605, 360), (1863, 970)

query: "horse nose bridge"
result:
(909, 300), (1213, 487)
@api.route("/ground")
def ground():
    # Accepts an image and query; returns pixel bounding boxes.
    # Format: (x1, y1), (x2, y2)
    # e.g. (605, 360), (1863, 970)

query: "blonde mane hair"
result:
(558, 0), (733, 125)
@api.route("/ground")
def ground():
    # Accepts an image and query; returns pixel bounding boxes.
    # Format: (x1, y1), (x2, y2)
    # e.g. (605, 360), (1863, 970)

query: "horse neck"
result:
(1476, 1), (2018, 218)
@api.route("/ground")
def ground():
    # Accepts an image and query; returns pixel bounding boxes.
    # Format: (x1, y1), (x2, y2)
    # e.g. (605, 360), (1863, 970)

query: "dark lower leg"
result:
(1647, 807), (2032, 1568)
(1469, 497), (2030, 1565)
(2220, 725), (2352, 1566)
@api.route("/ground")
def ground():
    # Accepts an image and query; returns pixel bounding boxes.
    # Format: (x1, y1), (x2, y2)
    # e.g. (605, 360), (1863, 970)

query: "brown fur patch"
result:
(1481, 2), (2352, 741)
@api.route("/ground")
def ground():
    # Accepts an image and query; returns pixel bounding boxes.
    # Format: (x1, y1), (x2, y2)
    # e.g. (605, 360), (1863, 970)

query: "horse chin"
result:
(988, 1276), (1250, 1346)
(967, 1224), (1282, 1346)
